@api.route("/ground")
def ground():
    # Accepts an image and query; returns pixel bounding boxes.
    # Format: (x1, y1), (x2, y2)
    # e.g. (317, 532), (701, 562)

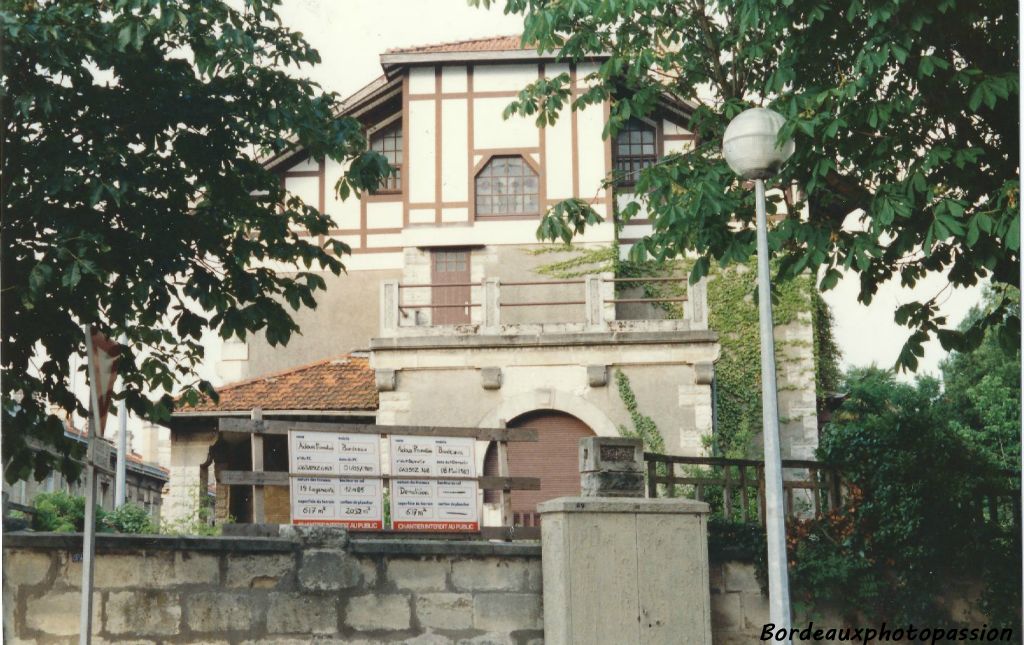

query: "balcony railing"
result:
(378, 273), (709, 337)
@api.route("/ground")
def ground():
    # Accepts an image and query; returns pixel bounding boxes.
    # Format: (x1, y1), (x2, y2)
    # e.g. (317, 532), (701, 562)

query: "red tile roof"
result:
(182, 355), (378, 413)
(385, 34), (525, 55)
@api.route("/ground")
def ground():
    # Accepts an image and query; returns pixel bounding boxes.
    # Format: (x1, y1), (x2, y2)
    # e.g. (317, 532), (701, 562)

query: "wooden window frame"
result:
(612, 118), (658, 188)
(369, 119), (403, 195)
(472, 153), (541, 220)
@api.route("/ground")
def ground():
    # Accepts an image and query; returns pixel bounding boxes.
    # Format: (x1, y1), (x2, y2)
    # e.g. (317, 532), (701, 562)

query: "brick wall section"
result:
(2, 532), (543, 644)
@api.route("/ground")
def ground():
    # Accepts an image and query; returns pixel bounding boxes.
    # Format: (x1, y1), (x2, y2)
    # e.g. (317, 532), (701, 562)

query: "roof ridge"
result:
(384, 33), (524, 54)
(208, 353), (366, 394)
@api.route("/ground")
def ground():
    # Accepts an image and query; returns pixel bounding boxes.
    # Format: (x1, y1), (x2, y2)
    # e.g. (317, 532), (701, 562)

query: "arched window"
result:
(613, 118), (657, 185)
(370, 123), (402, 192)
(475, 155), (539, 217)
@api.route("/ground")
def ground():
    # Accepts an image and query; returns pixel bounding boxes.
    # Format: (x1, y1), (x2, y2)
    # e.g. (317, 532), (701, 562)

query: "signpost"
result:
(389, 435), (479, 532)
(284, 430), (481, 531)
(288, 431), (384, 529)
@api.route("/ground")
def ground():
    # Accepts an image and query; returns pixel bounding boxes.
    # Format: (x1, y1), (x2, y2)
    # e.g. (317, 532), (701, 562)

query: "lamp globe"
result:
(722, 107), (795, 180)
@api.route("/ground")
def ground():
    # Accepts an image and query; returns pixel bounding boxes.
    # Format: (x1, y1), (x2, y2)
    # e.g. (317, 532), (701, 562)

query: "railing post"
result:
(688, 276), (709, 330)
(481, 278), (501, 332)
(380, 279), (400, 335)
(584, 274), (604, 329)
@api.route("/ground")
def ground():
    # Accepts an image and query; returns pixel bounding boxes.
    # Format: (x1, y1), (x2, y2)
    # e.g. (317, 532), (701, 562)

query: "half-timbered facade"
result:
(168, 36), (820, 529)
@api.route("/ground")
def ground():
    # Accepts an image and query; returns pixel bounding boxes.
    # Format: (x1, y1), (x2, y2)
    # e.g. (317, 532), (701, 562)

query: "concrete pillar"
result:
(380, 280), (400, 335)
(540, 436), (712, 644)
(481, 278), (501, 332)
(163, 430), (217, 525)
(688, 276), (709, 330)
(584, 275), (604, 329)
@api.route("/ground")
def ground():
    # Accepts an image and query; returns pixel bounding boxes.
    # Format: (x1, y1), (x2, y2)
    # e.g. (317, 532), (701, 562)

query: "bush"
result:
(31, 491), (98, 532)
(786, 368), (1021, 628)
(101, 503), (156, 534)
(31, 491), (155, 534)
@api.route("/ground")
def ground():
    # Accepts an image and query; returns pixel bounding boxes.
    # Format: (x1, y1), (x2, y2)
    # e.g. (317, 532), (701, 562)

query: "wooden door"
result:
(484, 410), (595, 525)
(431, 249), (471, 325)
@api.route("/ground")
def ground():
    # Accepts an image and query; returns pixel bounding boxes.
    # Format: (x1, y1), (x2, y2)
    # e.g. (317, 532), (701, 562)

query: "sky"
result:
(271, 0), (986, 379)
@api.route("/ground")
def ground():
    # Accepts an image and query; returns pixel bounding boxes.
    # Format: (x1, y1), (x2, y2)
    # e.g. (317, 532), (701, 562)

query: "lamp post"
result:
(722, 107), (795, 640)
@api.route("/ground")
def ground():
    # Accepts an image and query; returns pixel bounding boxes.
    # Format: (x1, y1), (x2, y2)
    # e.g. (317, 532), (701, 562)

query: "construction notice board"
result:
(288, 431), (384, 529)
(389, 435), (479, 531)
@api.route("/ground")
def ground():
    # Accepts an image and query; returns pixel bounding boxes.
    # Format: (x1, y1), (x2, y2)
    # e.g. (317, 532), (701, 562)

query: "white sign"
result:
(289, 432), (383, 529)
(389, 436), (479, 531)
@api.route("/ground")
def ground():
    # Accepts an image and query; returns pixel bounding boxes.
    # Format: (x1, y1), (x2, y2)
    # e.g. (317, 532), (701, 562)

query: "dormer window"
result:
(475, 155), (539, 217)
(613, 118), (657, 186)
(370, 123), (402, 192)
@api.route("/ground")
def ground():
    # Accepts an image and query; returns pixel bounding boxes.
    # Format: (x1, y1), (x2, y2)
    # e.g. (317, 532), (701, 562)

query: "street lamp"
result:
(722, 107), (795, 640)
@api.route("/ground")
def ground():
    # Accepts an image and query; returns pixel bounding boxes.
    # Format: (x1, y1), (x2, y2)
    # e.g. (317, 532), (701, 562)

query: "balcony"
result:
(377, 273), (708, 339)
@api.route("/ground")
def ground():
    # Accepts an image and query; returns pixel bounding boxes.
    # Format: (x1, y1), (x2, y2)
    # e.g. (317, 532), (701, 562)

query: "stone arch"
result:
(474, 389), (620, 476)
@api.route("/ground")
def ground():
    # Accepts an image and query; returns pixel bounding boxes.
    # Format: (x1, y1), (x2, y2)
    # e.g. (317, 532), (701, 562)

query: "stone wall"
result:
(3, 532), (542, 645)
(708, 560), (772, 644)
(4, 532), (849, 644)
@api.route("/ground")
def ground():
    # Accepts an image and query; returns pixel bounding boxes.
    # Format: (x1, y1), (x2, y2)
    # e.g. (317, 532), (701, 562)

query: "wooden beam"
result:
(250, 408), (265, 524)
(216, 471), (539, 491)
(218, 418), (537, 442)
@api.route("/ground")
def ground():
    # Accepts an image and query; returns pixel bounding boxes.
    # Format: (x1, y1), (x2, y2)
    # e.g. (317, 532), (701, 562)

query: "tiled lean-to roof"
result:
(384, 34), (525, 55)
(182, 355), (378, 413)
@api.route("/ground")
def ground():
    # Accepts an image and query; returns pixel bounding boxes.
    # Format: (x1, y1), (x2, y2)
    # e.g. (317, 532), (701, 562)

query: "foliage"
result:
(614, 370), (665, 453)
(527, 243), (616, 278)
(102, 502), (156, 534)
(159, 485), (221, 536)
(789, 367), (1021, 626)
(477, 0), (1020, 371)
(1, 0), (390, 483)
(31, 491), (96, 532)
(532, 244), (839, 457)
(31, 491), (157, 534)
(942, 286), (1022, 470)
(707, 517), (767, 574)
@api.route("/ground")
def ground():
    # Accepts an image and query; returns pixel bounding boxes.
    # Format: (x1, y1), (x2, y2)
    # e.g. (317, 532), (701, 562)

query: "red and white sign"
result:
(288, 431), (384, 529)
(88, 329), (121, 435)
(389, 435), (479, 532)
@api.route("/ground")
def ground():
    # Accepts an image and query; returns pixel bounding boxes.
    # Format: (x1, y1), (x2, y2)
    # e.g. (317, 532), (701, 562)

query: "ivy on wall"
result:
(530, 243), (841, 458)
(614, 370), (666, 453)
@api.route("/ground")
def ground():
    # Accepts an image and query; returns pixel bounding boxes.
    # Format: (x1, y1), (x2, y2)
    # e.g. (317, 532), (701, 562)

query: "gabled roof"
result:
(385, 35), (525, 54)
(178, 355), (378, 414)
(379, 33), (599, 73)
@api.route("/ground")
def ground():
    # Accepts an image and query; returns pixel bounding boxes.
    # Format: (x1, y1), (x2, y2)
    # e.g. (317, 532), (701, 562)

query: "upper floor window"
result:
(370, 123), (402, 192)
(613, 118), (657, 186)
(475, 155), (539, 217)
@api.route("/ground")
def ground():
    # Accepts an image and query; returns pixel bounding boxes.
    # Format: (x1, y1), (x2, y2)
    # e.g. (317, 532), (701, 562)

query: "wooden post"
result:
(496, 419), (512, 536)
(646, 458), (657, 498)
(723, 465), (733, 520)
(757, 465), (766, 526)
(250, 407), (265, 524)
(810, 467), (822, 518)
(739, 466), (750, 523)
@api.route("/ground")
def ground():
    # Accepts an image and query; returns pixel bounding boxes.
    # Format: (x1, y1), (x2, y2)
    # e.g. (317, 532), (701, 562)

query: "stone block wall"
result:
(3, 533), (542, 645)
(709, 560), (772, 644)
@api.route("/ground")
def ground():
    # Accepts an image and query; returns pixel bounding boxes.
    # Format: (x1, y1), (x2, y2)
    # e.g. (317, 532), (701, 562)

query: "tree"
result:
(1, 0), (390, 483)
(477, 0), (1019, 369)
(942, 286), (1021, 470)
(796, 367), (1020, 626)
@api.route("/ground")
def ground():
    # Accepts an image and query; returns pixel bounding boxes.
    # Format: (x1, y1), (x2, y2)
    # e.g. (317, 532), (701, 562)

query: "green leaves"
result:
(494, 0), (1018, 376)
(536, 199), (604, 245)
(3, 0), (386, 482)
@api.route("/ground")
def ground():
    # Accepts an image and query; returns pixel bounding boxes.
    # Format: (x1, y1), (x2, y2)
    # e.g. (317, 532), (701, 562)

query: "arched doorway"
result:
(483, 410), (595, 525)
